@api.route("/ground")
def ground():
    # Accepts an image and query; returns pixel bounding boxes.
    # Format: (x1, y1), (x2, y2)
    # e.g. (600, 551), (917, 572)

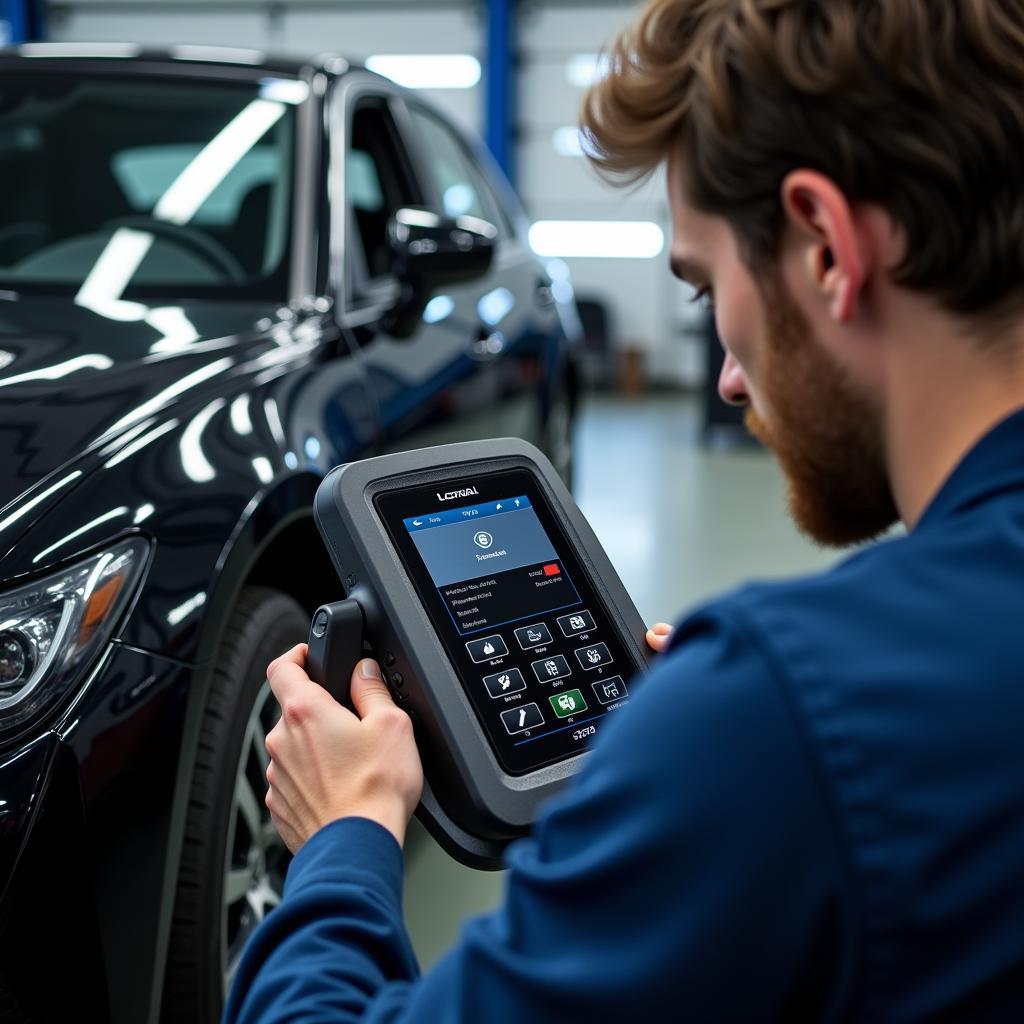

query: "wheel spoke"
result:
(224, 910), (258, 990)
(252, 723), (270, 774)
(224, 951), (242, 994)
(235, 772), (262, 839)
(224, 867), (251, 905)
(221, 678), (295, 1000)
(246, 888), (266, 924)
(261, 817), (279, 849)
(249, 876), (282, 915)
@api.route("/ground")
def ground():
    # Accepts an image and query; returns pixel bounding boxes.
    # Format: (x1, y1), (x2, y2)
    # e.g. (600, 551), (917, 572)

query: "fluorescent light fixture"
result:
(423, 295), (454, 324)
(0, 353), (114, 388)
(565, 53), (610, 89)
(171, 45), (266, 65)
(528, 220), (665, 259)
(551, 126), (599, 159)
(19, 42), (141, 58)
(259, 78), (310, 105)
(153, 99), (286, 225)
(552, 126), (584, 158)
(365, 54), (481, 90)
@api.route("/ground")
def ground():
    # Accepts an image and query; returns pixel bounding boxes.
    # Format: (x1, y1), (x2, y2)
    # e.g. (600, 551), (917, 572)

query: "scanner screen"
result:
(378, 469), (640, 776)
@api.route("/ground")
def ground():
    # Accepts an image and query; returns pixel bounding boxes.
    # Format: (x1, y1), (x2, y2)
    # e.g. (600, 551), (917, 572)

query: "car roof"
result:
(0, 43), (370, 81)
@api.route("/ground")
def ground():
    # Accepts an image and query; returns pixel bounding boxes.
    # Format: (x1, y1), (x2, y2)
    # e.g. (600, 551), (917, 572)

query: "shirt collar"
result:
(915, 405), (1024, 531)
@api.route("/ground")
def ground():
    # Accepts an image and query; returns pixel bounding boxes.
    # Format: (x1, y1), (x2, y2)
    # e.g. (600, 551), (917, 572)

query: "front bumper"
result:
(0, 643), (195, 1024)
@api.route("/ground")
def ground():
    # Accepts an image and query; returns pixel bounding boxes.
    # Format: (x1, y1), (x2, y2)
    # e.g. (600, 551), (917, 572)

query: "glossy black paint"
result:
(0, 46), (580, 1024)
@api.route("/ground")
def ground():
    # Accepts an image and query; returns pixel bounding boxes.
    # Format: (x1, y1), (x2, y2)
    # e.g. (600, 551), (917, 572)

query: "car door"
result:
(399, 101), (554, 452)
(331, 75), (500, 452)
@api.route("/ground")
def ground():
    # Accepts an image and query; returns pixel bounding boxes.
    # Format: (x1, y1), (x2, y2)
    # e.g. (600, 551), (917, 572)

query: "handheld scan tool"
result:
(306, 438), (649, 868)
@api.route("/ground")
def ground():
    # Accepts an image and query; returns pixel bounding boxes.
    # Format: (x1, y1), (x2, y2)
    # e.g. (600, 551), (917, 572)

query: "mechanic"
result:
(226, 1), (1024, 1020)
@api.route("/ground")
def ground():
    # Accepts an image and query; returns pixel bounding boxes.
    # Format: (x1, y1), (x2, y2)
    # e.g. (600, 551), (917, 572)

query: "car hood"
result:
(0, 295), (293, 543)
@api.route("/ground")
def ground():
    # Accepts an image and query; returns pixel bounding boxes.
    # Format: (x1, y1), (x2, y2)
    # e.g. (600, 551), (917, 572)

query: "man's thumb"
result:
(350, 658), (395, 717)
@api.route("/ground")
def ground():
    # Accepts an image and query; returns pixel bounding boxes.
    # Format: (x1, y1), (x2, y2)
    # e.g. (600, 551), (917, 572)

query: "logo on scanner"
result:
(437, 486), (479, 501)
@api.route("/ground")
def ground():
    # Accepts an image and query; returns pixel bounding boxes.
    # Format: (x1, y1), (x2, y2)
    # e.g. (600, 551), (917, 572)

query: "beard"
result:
(743, 276), (899, 547)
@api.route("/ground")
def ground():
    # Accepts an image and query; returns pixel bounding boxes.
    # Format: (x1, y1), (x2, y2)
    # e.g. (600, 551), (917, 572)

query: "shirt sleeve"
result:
(225, 605), (858, 1024)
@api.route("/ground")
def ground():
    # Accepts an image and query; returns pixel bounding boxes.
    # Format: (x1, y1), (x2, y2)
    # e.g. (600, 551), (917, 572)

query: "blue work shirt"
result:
(226, 411), (1024, 1023)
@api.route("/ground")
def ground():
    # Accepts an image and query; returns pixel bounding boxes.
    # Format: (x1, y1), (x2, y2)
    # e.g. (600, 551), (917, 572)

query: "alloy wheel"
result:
(221, 680), (288, 994)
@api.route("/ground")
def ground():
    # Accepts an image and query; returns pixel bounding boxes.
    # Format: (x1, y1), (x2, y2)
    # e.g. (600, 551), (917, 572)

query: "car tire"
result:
(162, 586), (307, 1023)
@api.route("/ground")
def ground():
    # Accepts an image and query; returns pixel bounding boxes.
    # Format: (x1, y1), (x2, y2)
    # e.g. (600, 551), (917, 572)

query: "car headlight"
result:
(0, 537), (150, 737)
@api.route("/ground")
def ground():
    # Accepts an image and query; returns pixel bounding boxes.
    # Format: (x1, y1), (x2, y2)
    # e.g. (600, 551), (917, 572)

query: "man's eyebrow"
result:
(669, 254), (709, 283)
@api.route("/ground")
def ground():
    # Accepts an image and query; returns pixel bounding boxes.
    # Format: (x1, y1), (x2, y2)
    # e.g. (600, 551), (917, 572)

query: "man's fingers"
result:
(267, 653), (324, 713)
(350, 658), (395, 718)
(645, 622), (674, 652)
(264, 643), (307, 684)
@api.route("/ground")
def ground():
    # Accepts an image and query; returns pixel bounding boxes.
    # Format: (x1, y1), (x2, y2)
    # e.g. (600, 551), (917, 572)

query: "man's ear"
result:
(780, 170), (865, 323)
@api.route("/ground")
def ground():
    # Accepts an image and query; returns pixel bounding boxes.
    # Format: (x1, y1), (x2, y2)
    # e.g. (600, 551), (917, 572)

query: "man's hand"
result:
(264, 645), (423, 854)
(646, 622), (673, 653)
(263, 624), (670, 854)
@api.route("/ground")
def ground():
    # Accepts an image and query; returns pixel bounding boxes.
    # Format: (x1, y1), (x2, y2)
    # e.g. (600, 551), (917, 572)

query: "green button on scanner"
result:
(549, 688), (588, 718)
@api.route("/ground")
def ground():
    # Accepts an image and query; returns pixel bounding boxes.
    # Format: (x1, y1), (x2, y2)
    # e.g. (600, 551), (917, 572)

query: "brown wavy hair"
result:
(581, 0), (1024, 319)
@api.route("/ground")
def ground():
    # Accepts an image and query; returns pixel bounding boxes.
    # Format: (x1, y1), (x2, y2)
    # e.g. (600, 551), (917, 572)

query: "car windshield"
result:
(0, 71), (304, 304)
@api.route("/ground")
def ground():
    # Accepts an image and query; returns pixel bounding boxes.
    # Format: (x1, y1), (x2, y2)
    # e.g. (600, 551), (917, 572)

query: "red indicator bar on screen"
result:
(543, 563), (561, 576)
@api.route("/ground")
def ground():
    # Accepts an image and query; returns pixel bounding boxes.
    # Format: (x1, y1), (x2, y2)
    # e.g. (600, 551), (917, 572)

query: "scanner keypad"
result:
(477, 609), (628, 740)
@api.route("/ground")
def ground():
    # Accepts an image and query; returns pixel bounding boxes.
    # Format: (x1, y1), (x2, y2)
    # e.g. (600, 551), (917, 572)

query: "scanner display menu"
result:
(379, 469), (639, 776)
(404, 496), (582, 636)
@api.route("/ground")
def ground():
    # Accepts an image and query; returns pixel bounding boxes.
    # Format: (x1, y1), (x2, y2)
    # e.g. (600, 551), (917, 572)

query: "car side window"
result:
(347, 97), (421, 293)
(405, 105), (512, 238)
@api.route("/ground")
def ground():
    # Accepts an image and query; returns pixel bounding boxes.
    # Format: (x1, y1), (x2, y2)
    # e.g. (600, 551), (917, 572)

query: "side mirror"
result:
(384, 207), (497, 338)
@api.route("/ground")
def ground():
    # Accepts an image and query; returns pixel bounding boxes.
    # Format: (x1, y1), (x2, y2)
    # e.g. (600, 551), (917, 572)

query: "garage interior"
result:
(1, 0), (844, 1001)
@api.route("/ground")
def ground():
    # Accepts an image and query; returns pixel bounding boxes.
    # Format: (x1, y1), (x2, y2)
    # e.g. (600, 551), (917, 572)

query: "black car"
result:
(0, 45), (579, 1024)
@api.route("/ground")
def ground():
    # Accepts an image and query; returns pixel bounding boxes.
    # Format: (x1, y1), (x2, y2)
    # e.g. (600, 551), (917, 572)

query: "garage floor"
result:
(401, 393), (840, 968)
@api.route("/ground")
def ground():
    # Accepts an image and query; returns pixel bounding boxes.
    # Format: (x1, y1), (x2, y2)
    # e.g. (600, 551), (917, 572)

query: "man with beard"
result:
(226, 1), (1024, 1021)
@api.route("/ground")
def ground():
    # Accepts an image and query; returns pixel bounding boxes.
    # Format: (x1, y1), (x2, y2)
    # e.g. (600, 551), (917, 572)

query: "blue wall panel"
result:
(485, 0), (516, 187)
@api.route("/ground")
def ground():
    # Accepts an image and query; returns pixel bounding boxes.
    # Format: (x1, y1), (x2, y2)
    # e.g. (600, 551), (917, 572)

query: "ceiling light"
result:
(528, 220), (665, 259)
(171, 45), (266, 65)
(19, 42), (140, 58)
(365, 54), (481, 90)
(565, 54), (610, 89)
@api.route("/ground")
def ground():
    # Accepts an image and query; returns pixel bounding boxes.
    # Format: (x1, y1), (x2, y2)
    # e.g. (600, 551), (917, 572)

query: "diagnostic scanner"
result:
(305, 438), (650, 868)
